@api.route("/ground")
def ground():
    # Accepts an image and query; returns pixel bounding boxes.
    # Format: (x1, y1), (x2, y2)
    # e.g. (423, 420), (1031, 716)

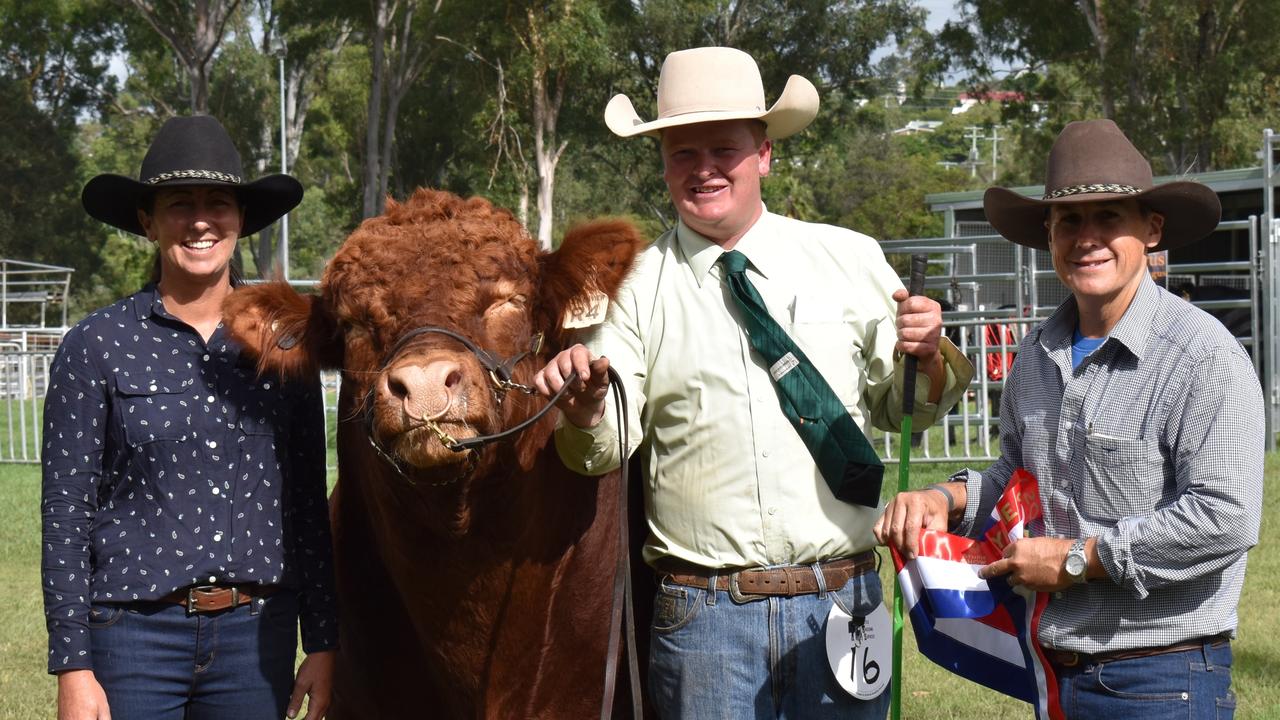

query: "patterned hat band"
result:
(144, 169), (242, 185)
(1043, 183), (1141, 200)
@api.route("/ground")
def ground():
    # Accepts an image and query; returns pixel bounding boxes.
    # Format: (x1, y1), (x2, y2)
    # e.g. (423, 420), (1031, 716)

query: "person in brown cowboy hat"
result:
(44, 115), (337, 720)
(877, 119), (1261, 718)
(534, 46), (973, 718)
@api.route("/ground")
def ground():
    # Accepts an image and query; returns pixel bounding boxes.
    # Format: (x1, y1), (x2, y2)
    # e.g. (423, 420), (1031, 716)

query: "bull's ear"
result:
(537, 219), (644, 346)
(222, 282), (342, 379)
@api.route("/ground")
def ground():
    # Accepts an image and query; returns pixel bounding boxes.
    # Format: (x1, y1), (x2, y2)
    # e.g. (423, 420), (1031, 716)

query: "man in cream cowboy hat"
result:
(877, 119), (1261, 718)
(536, 46), (972, 718)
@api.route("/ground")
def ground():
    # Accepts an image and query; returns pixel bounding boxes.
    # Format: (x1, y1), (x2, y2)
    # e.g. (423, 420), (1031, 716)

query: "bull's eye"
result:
(487, 294), (527, 315)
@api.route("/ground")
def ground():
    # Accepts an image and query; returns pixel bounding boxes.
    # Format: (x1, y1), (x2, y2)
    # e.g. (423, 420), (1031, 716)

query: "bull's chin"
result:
(386, 423), (481, 473)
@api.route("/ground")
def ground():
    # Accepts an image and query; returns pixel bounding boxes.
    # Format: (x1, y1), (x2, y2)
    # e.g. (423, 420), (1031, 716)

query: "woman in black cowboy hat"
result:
(43, 115), (337, 720)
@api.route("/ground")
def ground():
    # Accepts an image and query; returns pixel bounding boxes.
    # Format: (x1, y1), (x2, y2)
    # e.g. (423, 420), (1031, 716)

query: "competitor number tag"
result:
(562, 291), (609, 329)
(825, 601), (891, 700)
(770, 352), (800, 381)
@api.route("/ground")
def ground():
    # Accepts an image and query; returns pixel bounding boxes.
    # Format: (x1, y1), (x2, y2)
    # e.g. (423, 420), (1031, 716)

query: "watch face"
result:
(1066, 553), (1086, 577)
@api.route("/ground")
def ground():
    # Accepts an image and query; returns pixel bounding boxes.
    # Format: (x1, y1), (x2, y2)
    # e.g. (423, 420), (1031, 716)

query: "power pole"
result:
(965, 125), (983, 178)
(990, 125), (1002, 182)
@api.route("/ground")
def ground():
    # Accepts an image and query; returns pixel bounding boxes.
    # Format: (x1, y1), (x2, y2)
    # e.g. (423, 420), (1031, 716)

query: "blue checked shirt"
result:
(954, 275), (1263, 654)
(41, 285), (338, 673)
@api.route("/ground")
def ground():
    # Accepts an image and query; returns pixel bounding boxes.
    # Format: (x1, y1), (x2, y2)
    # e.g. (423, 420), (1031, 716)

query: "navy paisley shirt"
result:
(41, 285), (338, 673)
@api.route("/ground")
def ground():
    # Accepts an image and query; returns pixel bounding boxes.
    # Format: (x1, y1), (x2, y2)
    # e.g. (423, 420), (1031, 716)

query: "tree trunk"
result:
(1076, 0), (1116, 119)
(122, 0), (241, 114)
(363, 0), (393, 218)
(529, 14), (567, 251)
(518, 183), (530, 230)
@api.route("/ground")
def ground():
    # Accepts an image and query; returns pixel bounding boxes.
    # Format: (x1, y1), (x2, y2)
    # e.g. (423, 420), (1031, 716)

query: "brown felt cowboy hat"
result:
(983, 119), (1220, 251)
(82, 115), (303, 237)
(604, 46), (819, 139)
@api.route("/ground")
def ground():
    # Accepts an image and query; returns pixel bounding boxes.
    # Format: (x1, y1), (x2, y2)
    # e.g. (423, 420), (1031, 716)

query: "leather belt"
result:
(660, 551), (878, 603)
(159, 584), (277, 613)
(1045, 632), (1232, 668)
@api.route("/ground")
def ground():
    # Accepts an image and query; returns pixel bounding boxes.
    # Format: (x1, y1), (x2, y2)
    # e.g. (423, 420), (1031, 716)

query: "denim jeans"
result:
(648, 564), (890, 720)
(1055, 637), (1235, 719)
(88, 590), (298, 720)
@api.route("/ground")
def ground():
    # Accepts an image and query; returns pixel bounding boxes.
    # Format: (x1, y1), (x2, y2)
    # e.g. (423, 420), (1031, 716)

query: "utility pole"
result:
(965, 126), (983, 178)
(990, 125), (1002, 181)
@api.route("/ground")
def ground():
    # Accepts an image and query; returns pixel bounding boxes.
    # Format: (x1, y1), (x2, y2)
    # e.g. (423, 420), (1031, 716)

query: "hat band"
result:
(1043, 183), (1140, 200)
(145, 169), (242, 185)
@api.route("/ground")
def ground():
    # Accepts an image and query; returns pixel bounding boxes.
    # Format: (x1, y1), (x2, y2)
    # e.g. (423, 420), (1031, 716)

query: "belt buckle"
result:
(1058, 651), (1082, 668)
(728, 572), (766, 603)
(186, 585), (236, 613)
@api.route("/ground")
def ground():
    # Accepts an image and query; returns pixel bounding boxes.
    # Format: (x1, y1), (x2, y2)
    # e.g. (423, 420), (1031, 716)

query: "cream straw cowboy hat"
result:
(604, 46), (819, 139)
(983, 119), (1220, 251)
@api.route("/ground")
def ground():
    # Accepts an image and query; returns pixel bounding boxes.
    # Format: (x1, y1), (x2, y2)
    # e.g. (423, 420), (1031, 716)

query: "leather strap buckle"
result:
(185, 585), (237, 612)
(727, 573), (766, 603)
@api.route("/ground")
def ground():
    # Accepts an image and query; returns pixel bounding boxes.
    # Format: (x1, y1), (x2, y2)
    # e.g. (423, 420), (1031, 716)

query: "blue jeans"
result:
(88, 590), (298, 720)
(648, 565), (890, 720)
(1055, 637), (1235, 719)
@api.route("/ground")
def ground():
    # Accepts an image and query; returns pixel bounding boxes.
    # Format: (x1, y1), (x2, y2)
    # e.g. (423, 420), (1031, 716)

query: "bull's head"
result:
(224, 189), (642, 535)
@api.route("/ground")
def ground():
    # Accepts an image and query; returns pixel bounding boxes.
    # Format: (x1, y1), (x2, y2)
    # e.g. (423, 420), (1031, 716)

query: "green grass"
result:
(2, 460), (1278, 718)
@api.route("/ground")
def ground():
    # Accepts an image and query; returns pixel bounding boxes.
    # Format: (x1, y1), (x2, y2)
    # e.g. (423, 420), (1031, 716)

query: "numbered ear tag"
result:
(825, 601), (891, 700)
(563, 291), (609, 329)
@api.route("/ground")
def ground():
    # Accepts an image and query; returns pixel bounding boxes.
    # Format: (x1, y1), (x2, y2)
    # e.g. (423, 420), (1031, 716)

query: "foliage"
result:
(2, 0), (1279, 306)
(936, 0), (1280, 175)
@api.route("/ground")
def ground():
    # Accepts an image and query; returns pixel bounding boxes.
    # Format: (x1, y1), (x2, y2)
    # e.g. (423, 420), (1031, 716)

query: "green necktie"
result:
(718, 250), (883, 508)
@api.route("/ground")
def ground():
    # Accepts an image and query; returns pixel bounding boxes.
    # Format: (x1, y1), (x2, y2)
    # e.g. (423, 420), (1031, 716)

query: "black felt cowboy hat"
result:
(983, 119), (1221, 251)
(81, 115), (303, 237)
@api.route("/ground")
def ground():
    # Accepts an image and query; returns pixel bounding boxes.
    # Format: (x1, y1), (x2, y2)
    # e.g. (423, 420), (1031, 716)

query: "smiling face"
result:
(1047, 198), (1164, 332)
(138, 185), (244, 291)
(660, 119), (771, 247)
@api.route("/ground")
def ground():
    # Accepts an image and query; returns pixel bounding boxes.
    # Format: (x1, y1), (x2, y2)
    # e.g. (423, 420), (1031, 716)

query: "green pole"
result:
(891, 253), (928, 720)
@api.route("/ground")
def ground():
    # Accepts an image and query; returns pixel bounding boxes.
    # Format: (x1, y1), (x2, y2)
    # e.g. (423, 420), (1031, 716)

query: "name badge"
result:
(825, 601), (891, 700)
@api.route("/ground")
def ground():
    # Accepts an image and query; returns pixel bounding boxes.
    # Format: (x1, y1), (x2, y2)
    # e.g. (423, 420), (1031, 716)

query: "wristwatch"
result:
(1064, 538), (1089, 583)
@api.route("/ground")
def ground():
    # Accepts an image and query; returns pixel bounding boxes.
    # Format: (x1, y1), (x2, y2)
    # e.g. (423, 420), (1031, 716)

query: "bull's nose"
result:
(384, 360), (463, 420)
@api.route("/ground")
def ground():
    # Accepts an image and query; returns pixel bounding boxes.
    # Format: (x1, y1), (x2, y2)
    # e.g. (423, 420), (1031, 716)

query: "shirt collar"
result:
(1039, 273), (1160, 361)
(1105, 274), (1160, 360)
(679, 205), (776, 287)
(132, 283), (170, 321)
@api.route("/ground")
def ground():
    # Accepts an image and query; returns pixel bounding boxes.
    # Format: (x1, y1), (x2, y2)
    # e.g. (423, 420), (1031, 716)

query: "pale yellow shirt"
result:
(556, 210), (973, 568)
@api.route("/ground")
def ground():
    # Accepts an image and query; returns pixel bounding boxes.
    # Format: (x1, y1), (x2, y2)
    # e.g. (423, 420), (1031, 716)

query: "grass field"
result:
(2, 458), (1277, 719)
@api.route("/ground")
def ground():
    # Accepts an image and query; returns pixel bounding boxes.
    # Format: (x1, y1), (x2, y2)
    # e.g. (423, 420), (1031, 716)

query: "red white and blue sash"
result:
(890, 469), (1065, 720)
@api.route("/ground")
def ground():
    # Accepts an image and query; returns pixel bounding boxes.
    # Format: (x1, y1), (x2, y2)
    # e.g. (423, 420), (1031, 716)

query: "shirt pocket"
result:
(1077, 431), (1162, 522)
(233, 377), (286, 438)
(116, 381), (192, 446)
(788, 320), (860, 406)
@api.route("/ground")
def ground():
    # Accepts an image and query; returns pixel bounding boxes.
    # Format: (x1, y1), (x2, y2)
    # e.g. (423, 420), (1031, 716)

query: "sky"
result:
(920, 0), (962, 32)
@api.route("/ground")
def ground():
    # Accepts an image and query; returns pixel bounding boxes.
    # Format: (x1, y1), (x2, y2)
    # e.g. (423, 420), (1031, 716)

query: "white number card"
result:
(825, 601), (891, 700)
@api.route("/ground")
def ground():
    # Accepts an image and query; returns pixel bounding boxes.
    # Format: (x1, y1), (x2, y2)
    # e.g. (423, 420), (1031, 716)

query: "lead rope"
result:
(600, 366), (642, 719)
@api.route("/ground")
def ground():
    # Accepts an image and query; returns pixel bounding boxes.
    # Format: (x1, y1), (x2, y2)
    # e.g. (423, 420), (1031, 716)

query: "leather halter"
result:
(362, 326), (573, 483)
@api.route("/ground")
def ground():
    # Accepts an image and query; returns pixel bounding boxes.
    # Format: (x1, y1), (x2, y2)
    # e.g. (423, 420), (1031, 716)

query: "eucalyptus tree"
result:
(937, 0), (1280, 173)
(114, 0), (243, 113)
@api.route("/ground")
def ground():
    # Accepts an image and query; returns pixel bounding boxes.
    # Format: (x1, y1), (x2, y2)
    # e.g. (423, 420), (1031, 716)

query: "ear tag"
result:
(269, 320), (298, 350)
(563, 291), (609, 329)
(530, 332), (545, 355)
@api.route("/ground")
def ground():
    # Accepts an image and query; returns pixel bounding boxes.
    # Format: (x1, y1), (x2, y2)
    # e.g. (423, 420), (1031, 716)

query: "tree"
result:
(115, 0), (243, 113)
(360, 0), (450, 219)
(247, 0), (354, 275)
(937, 0), (1280, 173)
